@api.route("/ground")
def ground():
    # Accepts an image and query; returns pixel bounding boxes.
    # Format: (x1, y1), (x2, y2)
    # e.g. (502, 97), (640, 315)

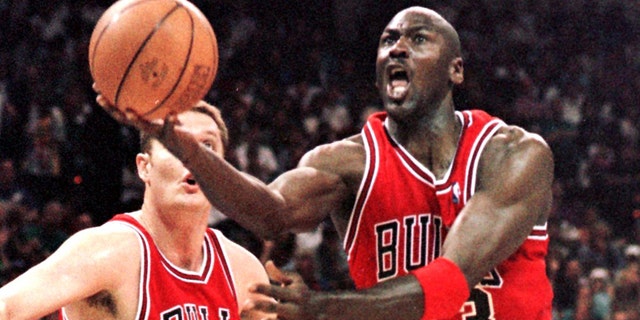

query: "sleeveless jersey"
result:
(344, 110), (552, 319)
(61, 214), (239, 320)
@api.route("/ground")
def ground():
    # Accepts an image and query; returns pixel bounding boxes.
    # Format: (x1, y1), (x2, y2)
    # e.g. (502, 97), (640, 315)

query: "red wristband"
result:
(411, 258), (470, 320)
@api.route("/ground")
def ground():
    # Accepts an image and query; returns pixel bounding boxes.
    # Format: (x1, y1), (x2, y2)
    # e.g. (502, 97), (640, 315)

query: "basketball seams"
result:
(89, 0), (218, 120)
(115, 2), (184, 110)
(89, 0), (161, 88)
(143, 2), (195, 117)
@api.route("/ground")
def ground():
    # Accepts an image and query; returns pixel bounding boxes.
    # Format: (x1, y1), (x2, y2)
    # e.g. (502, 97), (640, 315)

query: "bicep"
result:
(268, 166), (348, 233)
(442, 131), (554, 285)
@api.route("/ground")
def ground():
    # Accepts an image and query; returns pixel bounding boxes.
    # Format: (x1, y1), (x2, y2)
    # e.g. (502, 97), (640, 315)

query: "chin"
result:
(385, 100), (417, 120)
(173, 194), (209, 209)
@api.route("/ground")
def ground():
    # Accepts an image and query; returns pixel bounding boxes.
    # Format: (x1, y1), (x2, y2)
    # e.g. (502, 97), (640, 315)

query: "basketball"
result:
(89, 0), (218, 120)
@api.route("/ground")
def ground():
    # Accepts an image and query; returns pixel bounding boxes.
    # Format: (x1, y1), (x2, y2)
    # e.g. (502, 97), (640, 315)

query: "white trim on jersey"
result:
(528, 223), (549, 241)
(110, 220), (151, 320)
(344, 121), (379, 256)
(211, 229), (240, 303)
(157, 237), (213, 284)
(464, 117), (505, 202)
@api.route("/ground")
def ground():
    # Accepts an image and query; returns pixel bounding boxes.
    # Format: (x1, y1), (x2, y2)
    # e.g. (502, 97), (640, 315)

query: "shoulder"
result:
(56, 224), (143, 318)
(56, 223), (142, 274)
(300, 135), (364, 169)
(66, 222), (141, 251)
(298, 135), (365, 185)
(484, 125), (553, 165)
(26, 223), (142, 305)
(477, 125), (554, 206)
(215, 230), (264, 273)
(214, 230), (276, 319)
(214, 231), (269, 301)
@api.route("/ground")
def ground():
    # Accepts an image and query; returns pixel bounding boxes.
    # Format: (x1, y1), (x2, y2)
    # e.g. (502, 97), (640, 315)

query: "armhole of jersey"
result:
(109, 220), (150, 320)
(210, 229), (239, 304)
(464, 119), (505, 202)
(344, 122), (378, 256)
(59, 221), (149, 320)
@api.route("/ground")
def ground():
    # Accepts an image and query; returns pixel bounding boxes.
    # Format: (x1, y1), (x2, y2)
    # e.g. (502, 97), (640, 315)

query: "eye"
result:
(414, 34), (428, 44)
(202, 140), (215, 150)
(380, 34), (397, 46)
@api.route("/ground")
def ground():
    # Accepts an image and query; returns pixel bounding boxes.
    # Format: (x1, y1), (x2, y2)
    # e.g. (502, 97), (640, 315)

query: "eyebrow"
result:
(201, 128), (220, 137)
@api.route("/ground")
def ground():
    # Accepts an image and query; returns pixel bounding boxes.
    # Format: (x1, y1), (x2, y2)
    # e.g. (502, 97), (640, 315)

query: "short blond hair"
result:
(139, 100), (229, 155)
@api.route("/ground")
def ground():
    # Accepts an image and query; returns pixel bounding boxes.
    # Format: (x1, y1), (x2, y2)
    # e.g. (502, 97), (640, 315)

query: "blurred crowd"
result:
(0, 0), (639, 319)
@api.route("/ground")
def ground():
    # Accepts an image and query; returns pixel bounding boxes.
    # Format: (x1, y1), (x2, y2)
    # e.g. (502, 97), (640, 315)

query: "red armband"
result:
(411, 258), (470, 320)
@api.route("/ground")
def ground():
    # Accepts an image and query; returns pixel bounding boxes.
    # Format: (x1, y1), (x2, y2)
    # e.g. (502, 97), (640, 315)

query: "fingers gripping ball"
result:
(89, 0), (218, 120)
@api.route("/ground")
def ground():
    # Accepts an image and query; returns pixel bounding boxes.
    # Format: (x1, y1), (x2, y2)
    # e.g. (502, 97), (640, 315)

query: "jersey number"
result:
(460, 271), (501, 320)
(460, 288), (495, 319)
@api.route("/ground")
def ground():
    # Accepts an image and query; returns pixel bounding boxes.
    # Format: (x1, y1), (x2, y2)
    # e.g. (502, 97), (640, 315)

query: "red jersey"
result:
(61, 214), (239, 320)
(344, 111), (552, 319)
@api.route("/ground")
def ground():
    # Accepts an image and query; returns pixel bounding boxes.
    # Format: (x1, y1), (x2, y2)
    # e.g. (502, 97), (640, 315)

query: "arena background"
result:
(0, 1), (638, 319)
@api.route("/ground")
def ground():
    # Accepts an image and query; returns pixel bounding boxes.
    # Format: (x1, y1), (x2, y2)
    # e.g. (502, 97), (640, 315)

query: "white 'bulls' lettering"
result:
(375, 214), (443, 281)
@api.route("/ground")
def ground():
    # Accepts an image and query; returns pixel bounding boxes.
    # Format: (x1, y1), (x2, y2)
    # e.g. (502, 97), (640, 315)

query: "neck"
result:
(386, 106), (460, 178)
(133, 203), (210, 271)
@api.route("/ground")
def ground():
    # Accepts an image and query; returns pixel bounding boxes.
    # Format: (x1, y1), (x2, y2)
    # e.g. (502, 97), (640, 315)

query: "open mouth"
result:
(186, 178), (197, 185)
(387, 67), (409, 100)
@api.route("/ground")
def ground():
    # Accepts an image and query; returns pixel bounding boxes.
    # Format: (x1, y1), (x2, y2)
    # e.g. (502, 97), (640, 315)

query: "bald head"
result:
(389, 7), (461, 58)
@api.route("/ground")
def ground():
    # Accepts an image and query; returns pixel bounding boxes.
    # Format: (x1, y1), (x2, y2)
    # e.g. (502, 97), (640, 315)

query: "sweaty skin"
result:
(96, 7), (553, 320)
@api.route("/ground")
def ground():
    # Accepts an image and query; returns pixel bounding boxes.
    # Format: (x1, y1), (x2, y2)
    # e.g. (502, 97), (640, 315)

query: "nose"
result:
(389, 37), (409, 59)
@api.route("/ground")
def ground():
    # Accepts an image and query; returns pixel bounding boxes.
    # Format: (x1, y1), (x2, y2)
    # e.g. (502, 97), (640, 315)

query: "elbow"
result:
(251, 213), (290, 241)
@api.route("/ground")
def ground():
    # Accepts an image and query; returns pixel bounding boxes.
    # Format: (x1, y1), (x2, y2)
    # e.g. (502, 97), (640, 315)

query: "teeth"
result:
(392, 87), (406, 95)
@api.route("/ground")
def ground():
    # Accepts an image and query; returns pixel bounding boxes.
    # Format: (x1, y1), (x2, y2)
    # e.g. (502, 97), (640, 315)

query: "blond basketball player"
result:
(0, 102), (272, 320)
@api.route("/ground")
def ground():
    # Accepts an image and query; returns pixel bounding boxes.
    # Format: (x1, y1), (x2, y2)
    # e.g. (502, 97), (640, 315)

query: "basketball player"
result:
(0, 102), (272, 320)
(98, 6), (554, 320)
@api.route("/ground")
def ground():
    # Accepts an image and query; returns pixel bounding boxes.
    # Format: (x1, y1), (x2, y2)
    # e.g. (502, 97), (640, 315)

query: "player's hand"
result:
(92, 83), (201, 163)
(246, 261), (323, 320)
(93, 82), (165, 132)
(93, 83), (129, 125)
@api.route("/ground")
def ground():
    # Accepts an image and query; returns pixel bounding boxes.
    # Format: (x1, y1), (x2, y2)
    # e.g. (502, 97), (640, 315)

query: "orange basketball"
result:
(89, 0), (218, 120)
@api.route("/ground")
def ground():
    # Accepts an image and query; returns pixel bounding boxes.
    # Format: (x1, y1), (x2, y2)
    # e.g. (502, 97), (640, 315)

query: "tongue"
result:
(392, 79), (408, 87)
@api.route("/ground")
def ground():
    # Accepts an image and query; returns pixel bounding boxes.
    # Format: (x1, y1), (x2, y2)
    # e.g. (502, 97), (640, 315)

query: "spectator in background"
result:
(38, 200), (70, 255)
(554, 257), (586, 320)
(21, 112), (63, 207)
(575, 268), (613, 320)
(577, 220), (625, 273)
(0, 158), (34, 208)
(0, 0), (638, 318)
(612, 245), (640, 316)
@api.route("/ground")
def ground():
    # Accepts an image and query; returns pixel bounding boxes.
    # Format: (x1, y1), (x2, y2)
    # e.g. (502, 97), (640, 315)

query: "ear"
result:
(136, 152), (151, 183)
(450, 57), (464, 85)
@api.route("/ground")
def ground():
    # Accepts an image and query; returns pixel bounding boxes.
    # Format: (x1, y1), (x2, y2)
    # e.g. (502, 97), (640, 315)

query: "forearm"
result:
(314, 276), (424, 320)
(185, 144), (287, 238)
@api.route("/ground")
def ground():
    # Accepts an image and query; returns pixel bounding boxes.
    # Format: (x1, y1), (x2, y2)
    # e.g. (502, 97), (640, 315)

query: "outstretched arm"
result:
(248, 127), (554, 320)
(96, 97), (349, 239)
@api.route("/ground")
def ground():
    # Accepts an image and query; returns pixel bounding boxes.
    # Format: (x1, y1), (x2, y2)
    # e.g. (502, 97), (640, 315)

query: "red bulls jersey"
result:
(61, 214), (239, 320)
(344, 111), (552, 319)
